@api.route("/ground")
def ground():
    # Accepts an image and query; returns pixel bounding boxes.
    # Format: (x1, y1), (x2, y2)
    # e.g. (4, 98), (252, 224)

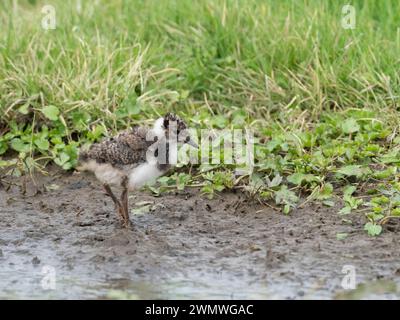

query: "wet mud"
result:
(1, 169), (400, 299)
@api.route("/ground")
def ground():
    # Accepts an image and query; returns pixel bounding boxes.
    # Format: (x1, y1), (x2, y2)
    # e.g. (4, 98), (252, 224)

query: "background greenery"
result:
(2, 0), (400, 235)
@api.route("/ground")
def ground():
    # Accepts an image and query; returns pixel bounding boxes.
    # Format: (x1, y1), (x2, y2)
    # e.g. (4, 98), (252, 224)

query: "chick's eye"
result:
(185, 136), (190, 143)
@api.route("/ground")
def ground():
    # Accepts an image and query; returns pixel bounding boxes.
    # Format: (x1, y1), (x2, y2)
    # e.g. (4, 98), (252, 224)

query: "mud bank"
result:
(1, 169), (400, 299)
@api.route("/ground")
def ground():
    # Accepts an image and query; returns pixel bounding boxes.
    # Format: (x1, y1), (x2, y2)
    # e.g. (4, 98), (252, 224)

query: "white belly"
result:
(79, 160), (125, 185)
(79, 160), (166, 190)
(128, 162), (164, 190)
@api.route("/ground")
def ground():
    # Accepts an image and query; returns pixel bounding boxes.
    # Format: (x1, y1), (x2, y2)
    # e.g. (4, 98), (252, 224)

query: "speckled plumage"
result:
(77, 113), (197, 227)
(79, 126), (154, 169)
(79, 123), (167, 187)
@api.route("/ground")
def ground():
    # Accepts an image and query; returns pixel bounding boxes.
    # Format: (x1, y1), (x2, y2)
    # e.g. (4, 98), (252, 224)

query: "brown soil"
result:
(1, 168), (400, 299)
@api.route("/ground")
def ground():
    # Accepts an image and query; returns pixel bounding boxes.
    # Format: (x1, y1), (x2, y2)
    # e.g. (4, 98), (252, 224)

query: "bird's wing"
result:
(80, 126), (155, 167)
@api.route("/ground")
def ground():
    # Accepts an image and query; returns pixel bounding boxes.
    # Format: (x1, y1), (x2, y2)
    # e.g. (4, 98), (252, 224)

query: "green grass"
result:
(2, 0), (400, 235)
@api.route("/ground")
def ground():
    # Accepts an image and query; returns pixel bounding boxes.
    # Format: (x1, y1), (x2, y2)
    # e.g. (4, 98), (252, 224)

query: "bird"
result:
(77, 112), (198, 227)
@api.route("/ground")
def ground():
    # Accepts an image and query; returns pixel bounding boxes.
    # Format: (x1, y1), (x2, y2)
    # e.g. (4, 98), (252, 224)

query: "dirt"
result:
(1, 168), (400, 299)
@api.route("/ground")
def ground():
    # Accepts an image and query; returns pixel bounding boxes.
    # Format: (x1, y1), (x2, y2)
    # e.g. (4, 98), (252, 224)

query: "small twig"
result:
(75, 208), (84, 217)
(262, 200), (280, 211)
(380, 215), (400, 225)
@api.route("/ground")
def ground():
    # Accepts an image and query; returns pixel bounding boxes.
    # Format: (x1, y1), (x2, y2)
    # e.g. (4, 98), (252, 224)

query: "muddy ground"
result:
(1, 168), (400, 299)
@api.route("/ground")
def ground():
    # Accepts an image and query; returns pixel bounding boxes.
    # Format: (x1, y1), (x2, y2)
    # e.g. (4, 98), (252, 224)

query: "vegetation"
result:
(2, 0), (400, 235)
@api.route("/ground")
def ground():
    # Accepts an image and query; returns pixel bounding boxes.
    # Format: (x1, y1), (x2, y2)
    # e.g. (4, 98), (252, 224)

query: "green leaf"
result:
(336, 233), (348, 240)
(42, 105), (60, 121)
(275, 185), (298, 208)
(127, 103), (141, 115)
(201, 183), (215, 199)
(379, 151), (400, 164)
(315, 183), (333, 200)
(176, 173), (191, 190)
(341, 118), (360, 134)
(337, 165), (370, 178)
(211, 115), (227, 129)
(249, 173), (265, 190)
(287, 172), (304, 185)
(10, 138), (30, 153)
(148, 186), (161, 196)
(287, 172), (318, 185)
(34, 138), (49, 150)
(54, 152), (70, 167)
(283, 204), (291, 215)
(122, 93), (141, 116)
(392, 208), (400, 217)
(158, 176), (174, 185)
(131, 205), (151, 215)
(0, 159), (18, 168)
(62, 162), (72, 170)
(343, 185), (356, 197)
(71, 111), (91, 130)
(364, 222), (382, 236)
(267, 174), (282, 188)
(323, 200), (335, 207)
(265, 138), (281, 152)
(366, 212), (384, 222)
(371, 195), (389, 205)
(179, 90), (190, 100)
(87, 125), (105, 141)
(373, 167), (397, 179)
(0, 141), (8, 155)
(18, 102), (30, 115)
(339, 206), (352, 215)
(45, 183), (60, 191)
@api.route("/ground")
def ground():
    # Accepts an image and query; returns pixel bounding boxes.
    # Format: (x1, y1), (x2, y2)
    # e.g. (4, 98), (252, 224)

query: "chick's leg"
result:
(103, 183), (124, 221)
(120, 176), (131, 227)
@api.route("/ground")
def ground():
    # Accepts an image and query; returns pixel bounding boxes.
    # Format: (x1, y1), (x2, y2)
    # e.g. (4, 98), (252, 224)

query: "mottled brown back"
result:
(79, 126), (155, 168)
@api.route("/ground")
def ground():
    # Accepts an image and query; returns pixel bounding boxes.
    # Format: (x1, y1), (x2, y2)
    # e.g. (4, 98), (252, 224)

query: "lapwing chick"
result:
(77, 113), (198, 227)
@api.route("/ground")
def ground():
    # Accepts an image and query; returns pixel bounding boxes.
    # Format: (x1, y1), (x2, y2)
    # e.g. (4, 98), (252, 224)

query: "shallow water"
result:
(2, 254), (398, 300)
